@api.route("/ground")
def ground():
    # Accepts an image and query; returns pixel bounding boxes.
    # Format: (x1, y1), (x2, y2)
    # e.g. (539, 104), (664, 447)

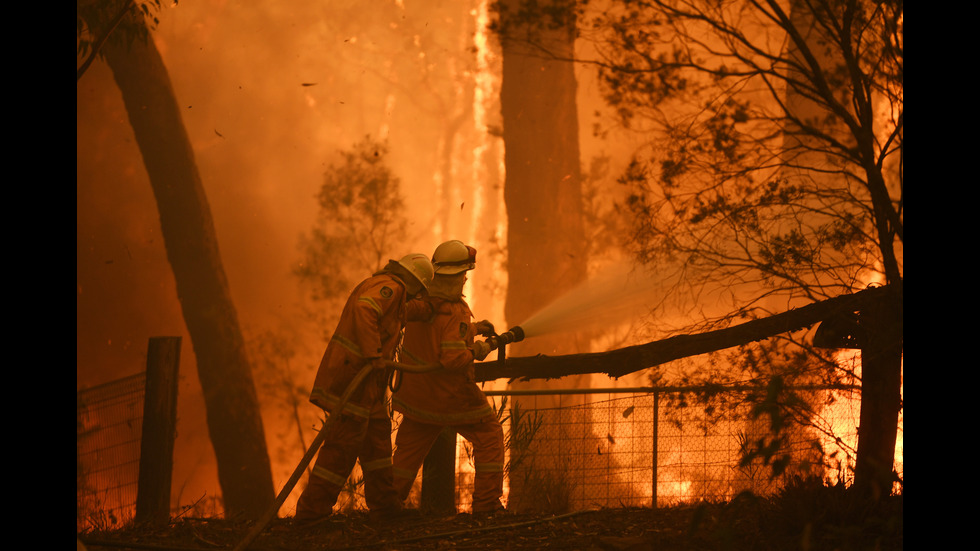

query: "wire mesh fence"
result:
(76, 376), (867, 526)
(446, 385), (863, 512)
(77, 372), (146, 532)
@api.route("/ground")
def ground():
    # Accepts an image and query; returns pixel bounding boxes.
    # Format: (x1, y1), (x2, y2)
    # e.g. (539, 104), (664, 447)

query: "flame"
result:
(817, 349), (903, 492)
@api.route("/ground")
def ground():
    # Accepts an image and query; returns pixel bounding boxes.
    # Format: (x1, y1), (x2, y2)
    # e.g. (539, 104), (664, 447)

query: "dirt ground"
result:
(78, 492), (903, 551)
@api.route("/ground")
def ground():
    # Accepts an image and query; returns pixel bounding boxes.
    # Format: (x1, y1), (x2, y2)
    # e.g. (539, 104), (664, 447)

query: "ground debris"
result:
(77, 493), (902, 551)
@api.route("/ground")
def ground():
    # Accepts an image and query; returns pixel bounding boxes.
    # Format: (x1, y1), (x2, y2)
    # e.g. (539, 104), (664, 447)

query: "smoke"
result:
(517, 262), (664, 339)
(76, 0), (636, 518)
(77, 0), (514, 518)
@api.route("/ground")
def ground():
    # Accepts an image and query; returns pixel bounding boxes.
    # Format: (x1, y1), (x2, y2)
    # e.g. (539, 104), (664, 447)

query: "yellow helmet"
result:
(432, 240), (477, 275)
(397, 253), (435, 289)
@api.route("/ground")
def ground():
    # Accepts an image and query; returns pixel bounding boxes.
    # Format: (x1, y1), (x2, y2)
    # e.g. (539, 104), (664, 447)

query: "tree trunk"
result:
(783, 0), (902, 496)
(854, 282), (903, 498)
(498, 0), (587, 513)
(98, 12), (275, 519)
(499, 1), (586, 348)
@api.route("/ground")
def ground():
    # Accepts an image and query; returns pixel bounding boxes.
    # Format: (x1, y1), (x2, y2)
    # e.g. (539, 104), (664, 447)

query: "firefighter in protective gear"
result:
(294, 253), (435, 522)
(391, 241), (506, 514)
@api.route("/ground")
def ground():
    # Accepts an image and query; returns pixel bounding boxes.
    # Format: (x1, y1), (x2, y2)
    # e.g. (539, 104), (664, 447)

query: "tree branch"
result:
(77, 0), (135, 82)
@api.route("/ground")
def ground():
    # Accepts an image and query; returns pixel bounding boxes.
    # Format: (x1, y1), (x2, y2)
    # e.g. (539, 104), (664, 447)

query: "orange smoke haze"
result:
(517, 262), (667, 340)
(80, 0), (898, 520)
(77, 0), (629, 517)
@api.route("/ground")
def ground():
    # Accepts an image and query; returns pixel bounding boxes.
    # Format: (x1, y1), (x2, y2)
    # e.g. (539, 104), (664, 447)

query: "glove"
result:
(472, 340), (492, 361)
(473, 319), (495, 337)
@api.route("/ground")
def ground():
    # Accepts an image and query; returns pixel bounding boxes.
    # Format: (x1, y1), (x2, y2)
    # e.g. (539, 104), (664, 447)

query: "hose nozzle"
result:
(486, 326), (525, 351)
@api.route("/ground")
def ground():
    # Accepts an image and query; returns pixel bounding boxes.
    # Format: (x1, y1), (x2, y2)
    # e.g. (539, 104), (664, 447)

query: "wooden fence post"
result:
(135, 336), (181, 525)
(421, 427), (457, 515)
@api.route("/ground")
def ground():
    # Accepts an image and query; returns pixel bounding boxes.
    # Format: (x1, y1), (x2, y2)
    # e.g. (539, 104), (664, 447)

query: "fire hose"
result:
(235, 329), (527, 550)
(234, 359), (440, 551)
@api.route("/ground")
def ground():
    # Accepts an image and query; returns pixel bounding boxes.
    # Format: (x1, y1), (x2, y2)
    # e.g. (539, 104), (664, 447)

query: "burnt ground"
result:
(78, 488), (902, 551)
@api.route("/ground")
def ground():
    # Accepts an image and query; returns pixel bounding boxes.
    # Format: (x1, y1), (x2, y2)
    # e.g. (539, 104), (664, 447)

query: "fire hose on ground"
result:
(234, 359), (441, 551)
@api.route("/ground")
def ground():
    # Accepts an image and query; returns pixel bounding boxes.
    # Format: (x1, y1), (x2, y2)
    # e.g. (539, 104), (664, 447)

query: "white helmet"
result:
(397, 253), (435, 289)
(432, 240), (476, 274)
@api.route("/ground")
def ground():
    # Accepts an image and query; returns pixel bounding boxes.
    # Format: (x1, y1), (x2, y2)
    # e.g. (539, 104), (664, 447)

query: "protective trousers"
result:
(392, 416), (505, 512)
(294, 411), (400, 520)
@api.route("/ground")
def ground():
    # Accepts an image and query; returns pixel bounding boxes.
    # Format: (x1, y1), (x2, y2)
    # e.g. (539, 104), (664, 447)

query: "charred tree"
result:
(78, 3), (275, 519)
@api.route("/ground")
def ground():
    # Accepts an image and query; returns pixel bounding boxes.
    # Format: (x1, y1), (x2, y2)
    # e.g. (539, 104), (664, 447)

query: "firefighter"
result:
(391, 240), (506, 515)
(294, 253), (435, 523)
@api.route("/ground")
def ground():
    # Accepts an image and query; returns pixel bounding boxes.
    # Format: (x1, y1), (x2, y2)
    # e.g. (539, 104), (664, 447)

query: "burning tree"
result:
(606, 0), (902, 495)
(495, 0), (902, 497)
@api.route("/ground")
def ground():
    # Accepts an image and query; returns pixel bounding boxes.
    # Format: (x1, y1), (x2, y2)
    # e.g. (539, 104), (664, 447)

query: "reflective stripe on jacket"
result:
(309, 272), (409, 419)
(393, 297), (494, 425)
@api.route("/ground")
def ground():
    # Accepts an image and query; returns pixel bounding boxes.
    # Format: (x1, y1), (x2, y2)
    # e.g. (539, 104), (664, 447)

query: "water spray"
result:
(480, 262), (665, 361)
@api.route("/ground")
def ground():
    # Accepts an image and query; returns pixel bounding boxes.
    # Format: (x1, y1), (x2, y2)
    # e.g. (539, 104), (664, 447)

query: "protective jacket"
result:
(391, 295), (504, 512)
(393, 297), (494, 424)
(296, 270), (419, 520)
(310, 271), (411, 419)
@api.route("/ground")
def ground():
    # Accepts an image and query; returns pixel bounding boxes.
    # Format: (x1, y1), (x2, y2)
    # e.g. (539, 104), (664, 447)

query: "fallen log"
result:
(475, 285), (893, 383)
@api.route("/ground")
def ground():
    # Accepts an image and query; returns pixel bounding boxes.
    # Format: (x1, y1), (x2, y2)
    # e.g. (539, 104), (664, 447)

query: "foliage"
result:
(77, 1), (165, 66)
(733, 339), (860, 482)
(649, 335), (856, 485)
(294, 136), (409, 338)
(248, 326), (320, 468)
(490, 0), (585, 39)
(491, 396), (543, 477)
(497, 0), (902, 493)
(335, 471), (367, 514)
(763, 475), (903, 549)
(490, 396), (575, 513)
(584, 0), (903, 307)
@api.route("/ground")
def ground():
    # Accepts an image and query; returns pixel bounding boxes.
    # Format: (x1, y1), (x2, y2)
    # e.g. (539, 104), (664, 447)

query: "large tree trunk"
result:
(499, 0), (587, 358)
(498, 0), (587, 513)
(854, 282), (903, 498)
(784, 0), (903, 497)
(97, 11), (275, 519)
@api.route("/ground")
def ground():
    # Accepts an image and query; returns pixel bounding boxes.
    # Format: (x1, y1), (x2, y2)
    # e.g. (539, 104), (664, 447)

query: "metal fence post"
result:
(652, 390), (659, 508)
